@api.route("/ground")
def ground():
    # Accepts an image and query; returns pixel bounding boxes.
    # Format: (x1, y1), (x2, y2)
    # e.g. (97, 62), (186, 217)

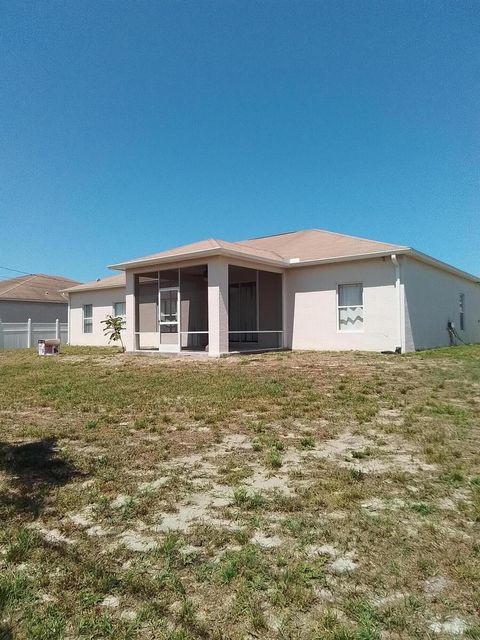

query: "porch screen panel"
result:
(258, 271), (282, 331)
(229, 279), (257, 343)
(159, 269), (179, 289)
(258, 271), (282, 349)
(135, 273), (158, 332)
(180, 265), (208, 350)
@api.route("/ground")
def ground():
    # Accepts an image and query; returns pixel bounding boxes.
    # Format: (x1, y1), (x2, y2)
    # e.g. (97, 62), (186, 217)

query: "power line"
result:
(0, 265), (35, 276)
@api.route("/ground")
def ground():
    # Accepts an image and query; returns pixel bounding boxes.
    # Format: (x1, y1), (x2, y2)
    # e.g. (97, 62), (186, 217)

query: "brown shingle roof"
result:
(0, 274), (80, 303)
(110, 229), (406, 270)
(69, 229), (478, 291)
(239, 229), (406, 261)
(62, 274), (125, 293)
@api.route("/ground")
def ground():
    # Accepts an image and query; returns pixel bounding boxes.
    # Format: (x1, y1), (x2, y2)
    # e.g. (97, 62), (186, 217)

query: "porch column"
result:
(208, 257), (229, 357)
(124, 270), (135, 352)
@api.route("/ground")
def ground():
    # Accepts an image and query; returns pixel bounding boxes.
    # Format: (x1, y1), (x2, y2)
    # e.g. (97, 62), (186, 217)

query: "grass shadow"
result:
(0, 438), (82, 517)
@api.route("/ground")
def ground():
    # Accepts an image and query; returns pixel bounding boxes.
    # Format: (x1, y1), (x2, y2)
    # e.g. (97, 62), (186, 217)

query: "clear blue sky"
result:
(1, 1), (479, 282)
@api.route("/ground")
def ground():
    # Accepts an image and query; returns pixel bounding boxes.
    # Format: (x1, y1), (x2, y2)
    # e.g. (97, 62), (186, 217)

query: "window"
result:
(83, 304), (93, 333)
(459, 293), (465, 331)
(113, 302), (126, 318)
(338, 284), (364, 332)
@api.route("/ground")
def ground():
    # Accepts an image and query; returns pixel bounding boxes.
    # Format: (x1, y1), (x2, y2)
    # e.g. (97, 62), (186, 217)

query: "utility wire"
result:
(0, 266), (35, 276)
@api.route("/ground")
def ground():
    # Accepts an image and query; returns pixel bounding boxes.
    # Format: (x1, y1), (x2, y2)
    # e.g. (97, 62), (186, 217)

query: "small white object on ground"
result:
(119, 530), (157, 552)
(101, 595), (120, 608)
(429, 617), (468, 635)
(331, 557), (357, 573)
(251, 532), (282, 548)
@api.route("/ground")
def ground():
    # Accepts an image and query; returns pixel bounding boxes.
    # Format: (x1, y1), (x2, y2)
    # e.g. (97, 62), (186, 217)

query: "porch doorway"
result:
(159, 287), (179, 351)
(134, 265), (208, 352)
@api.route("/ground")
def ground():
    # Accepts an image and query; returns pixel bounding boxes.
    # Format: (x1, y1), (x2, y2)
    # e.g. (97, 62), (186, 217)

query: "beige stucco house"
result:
(64, 229), (480, 356)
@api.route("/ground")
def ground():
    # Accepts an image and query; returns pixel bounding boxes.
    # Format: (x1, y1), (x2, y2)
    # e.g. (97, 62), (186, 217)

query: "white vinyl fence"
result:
(0, 319), (68, 350)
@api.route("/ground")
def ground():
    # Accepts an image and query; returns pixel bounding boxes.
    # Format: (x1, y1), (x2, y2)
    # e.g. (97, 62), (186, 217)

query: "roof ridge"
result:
(310, 228), (409, 249)
(230, 238), (286, 260)
(240, 229), (302, 242)
(34, 273), (80, 283)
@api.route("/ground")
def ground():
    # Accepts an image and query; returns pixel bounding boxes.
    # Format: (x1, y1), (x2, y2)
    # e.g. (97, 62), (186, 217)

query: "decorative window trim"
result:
(337, 283), (364, 333)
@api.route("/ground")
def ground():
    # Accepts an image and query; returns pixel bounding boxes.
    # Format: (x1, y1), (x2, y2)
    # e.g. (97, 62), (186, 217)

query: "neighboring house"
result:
(0, 274), (80, 323)
(63, 229), (480, 356)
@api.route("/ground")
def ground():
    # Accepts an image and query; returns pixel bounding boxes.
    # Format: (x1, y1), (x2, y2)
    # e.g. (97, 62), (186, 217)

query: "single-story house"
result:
(0, 273), (80, 323)
(63, 229), (480, 356)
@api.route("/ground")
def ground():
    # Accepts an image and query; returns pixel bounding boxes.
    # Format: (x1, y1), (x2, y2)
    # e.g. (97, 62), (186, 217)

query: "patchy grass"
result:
(0, 344), (479, 638)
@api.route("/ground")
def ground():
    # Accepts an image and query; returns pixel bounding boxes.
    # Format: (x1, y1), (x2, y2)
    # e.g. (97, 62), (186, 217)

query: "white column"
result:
(207, 257), (229, 357)
(0, 319), (3, 350)
(55, 318), (60, 340)
(124, 270), (135, 352)
(67, 294), (71, 345)
(27, 318), (32, 349)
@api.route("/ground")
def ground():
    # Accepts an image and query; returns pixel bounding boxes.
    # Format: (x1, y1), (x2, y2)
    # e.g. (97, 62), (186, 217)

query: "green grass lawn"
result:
(0, 345), (479, 639)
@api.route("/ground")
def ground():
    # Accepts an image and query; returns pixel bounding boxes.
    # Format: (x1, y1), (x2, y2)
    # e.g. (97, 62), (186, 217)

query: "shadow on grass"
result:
(0, 625), (13, 640)
(0, 438), (82, 516)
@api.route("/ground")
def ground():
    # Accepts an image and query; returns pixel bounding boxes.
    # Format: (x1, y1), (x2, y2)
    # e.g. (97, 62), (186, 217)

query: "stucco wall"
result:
(402, 257), (480, 351)
(285, 258), (400, 352)
(69, 288), (126, 346)
(0, 300), (68, 323)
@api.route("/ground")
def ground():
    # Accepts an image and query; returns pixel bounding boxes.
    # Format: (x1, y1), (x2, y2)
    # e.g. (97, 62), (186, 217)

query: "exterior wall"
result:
(69, 288), (126, 346)
(0, 300), (68, 323)
(285, 258), (400, 352)
(402, 257), (480, 351)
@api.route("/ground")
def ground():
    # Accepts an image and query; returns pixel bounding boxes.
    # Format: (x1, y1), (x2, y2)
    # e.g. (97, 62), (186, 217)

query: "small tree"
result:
(101, 315), (126, 352)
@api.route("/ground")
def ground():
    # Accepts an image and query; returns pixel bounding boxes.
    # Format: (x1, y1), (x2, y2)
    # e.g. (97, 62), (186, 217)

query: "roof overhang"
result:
(109, 247), (286, 271)
(286, 248), (411, 268)
(107, 245), (480, 285)
(0, 297), (68, 303)
(408, 250), (480, 284)
(62, 282), (125, 294)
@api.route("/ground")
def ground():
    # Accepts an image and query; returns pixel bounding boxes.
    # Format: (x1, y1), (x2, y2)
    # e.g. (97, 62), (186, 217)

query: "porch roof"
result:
(62, 273), (125, 293)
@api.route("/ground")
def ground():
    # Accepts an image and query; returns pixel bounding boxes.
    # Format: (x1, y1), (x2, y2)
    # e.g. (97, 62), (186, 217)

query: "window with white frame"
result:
(338, 284), (364, 332)
(83, 304), (93, 333)
(113, 301), (126, 319)
(459, 293), (465, 331)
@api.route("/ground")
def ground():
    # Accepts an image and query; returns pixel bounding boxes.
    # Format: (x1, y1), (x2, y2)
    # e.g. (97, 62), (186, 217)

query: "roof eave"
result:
(0, 296), (68, 303)
(62, 282), (126, 294)
(108, 247), (222, 270)
(109, 247), (286, 271)
(408, 250), (480, 284)
(286, 248), (410, 268)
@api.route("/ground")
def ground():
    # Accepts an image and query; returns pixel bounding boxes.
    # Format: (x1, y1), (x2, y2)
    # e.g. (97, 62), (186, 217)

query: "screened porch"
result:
(134, 263), (283, 354)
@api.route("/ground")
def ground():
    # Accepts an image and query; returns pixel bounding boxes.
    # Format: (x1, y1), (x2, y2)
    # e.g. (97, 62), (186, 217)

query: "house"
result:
(63, 229), (480, 355)
(0, 273), (80, 323)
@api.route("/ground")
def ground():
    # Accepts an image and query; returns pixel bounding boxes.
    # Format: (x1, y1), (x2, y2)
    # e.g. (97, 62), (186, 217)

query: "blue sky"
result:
(1, 1), (479, 282)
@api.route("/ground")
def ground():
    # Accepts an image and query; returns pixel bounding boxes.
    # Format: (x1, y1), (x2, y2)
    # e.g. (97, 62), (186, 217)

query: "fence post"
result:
(27, 318), (32, 349)
(55, 318), (60, 340)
